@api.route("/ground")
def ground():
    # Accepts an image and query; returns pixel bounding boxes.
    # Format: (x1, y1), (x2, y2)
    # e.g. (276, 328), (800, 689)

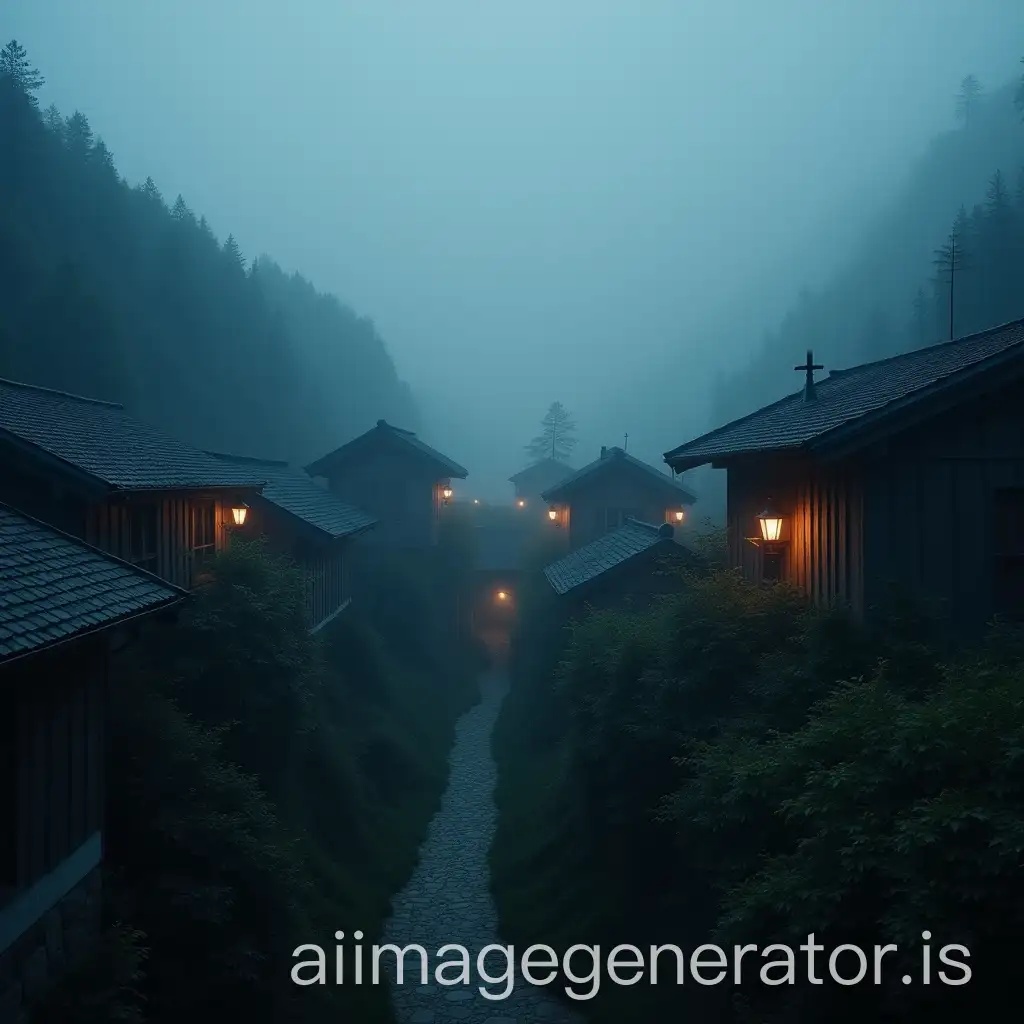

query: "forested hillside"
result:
(710, 69), (1024, 425)
(0, 42), (416, 465)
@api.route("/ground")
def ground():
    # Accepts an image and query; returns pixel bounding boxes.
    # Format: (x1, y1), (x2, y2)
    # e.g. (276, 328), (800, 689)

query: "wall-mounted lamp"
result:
(756, 501), (784, 544)
(547, 506), (559, 522)
(496, 589), (509, 603)
(230, 503), (249, 527)
(441, 483), (453, 504)
(673, 509), (685, 523)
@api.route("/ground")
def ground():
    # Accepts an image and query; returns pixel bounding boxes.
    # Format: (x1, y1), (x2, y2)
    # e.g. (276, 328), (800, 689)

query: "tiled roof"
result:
(508, 458), (575, 487)
(0, 503), (185, 662)
(543, 518), (688, 596)
(206, 452), (377, 539)
(305, 419), (468, 479)
(0, 377), (266, 491)
(663, 319), (1024, 470)
(541, 446), (696, 503)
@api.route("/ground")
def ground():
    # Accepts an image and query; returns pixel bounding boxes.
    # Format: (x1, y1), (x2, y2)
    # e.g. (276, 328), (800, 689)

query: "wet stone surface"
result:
(382, 670), (584, 1024)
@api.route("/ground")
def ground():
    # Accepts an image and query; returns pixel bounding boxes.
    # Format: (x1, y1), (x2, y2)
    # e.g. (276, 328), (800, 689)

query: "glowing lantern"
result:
(548, 507), (558, 522)
(442, 484), (453, 503)
(674, 509), (685, 523)
(496, 590), (508, 602)
(517, 498), (526, 508)
(756, 502), (783, 543)
(231, 503), (249, 527)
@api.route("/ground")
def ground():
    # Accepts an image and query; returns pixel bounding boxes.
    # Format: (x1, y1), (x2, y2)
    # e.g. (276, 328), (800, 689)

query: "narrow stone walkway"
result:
(382, 667), (584, 1024)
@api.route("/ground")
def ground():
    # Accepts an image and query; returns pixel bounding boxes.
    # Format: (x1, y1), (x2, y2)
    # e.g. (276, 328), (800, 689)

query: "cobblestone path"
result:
(382, 667), (584, 1024)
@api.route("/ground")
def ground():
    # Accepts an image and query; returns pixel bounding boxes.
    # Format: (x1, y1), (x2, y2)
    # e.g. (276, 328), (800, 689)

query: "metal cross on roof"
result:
(795, 349), (824, 401)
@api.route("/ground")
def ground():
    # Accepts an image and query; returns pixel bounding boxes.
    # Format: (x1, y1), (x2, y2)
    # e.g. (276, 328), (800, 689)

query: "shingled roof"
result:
(0, 378), (266, 491)
(305, 419), (468, 479)
(664, 318), (1024, 471)
(543, 518), (690, 596)
(0, 503), (185, 663)
(508, 457), (575, 488)
(541, 446), (696, 503)
(206, 452), (377, 540)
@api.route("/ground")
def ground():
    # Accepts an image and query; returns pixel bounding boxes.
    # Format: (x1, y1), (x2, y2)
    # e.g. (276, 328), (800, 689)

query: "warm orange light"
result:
(674, 509), (685, 523)
(548, 507), (558, 522)
(517, 498), (526, 508)
(442, 484), (453, 502)
(757, 505), (783, 543)
(496, 590), (508, 602)
(231, 504), (249, 527)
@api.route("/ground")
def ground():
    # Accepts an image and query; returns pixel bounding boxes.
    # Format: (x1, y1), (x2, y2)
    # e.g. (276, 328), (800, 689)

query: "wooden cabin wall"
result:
(727, 460), (864, 613)
(2, 639), (104, 900)
(861, 382), (1024, 634)
(303, 541), (350, 631)
(85, 495), (234, 590)
(564, 470), (686, 550)
(321, 451), (439, 548)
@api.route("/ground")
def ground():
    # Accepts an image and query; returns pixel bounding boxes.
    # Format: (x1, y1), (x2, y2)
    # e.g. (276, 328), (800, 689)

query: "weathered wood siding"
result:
(304, 542), (351, 631)
(1, 640), (104, 898)
(564, 466), (689, 550)
(85, 495), (233, 590)
(860, 382), (1024, 633)
(727, 458), (864, 612)
(320, 450), (443, 548)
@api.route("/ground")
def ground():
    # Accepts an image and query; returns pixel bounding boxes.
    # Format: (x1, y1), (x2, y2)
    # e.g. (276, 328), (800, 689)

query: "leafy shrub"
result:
(491, 564), (1003, 1022)
(40, 533), (482, 1024)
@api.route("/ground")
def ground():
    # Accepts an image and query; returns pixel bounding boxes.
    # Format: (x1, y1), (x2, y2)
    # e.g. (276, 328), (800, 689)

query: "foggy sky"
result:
(9, 1), (1024, 499)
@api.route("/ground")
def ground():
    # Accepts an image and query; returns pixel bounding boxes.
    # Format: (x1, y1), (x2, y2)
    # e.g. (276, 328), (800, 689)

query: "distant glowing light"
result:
(496, 590), (508, 602)
(473, 498), (480, 504)
(517, 498), (526, 508)
(548, 507), (558, 521)
(674, 509), (685, 522)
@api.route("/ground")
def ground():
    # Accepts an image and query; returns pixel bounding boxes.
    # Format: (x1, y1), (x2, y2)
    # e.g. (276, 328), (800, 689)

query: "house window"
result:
(191, 501), (217, 571)
(127, 504), (158, 574)
(993, 488), (1024, 615)
(602, 508), (641, 532)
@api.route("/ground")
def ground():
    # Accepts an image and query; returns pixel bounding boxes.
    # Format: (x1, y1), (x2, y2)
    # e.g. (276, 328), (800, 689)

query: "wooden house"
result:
(305, 419), (468, 549)
(541, 445), (696, 551)
(543, 519), (698, 612)
(508, 458), (575, 511)
(0, 503), (184, 1019)
(206, 453), (377, 632)
(0, 378), (265, 591)
(662, 320), (1024, 634)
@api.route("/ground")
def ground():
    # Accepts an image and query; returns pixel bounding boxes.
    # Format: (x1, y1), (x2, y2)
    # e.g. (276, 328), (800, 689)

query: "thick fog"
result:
(9, 1), (1024, 498)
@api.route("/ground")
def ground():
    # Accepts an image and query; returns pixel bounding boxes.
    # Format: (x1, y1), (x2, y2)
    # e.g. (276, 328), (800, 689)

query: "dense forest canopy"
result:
(0, 42), (417, 466)
(708, 70), (1024, 427)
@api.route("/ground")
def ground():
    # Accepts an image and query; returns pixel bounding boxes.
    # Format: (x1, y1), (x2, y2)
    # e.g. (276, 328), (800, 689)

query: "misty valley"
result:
(5, 13), (1024, 1024)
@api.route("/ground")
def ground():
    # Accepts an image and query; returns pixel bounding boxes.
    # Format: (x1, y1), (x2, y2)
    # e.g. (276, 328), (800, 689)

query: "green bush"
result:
(41, 535), (481, 1024)
(490, 563), (1018, 1022)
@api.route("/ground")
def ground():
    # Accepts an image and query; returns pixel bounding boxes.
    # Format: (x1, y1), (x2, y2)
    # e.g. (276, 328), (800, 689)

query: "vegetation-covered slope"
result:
(0, 43), (416, 465)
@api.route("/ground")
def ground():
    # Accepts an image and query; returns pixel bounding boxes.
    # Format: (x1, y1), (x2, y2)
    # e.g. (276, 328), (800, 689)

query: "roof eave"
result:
(0, 593), (187, 668)
(808, 346), (1024, 461)
(0, 428), (113, 497)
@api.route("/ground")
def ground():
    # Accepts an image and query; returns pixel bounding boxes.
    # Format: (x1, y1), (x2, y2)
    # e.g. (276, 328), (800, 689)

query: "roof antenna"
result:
(624, 432), (628, 452)
(795, 350), (823, 401)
